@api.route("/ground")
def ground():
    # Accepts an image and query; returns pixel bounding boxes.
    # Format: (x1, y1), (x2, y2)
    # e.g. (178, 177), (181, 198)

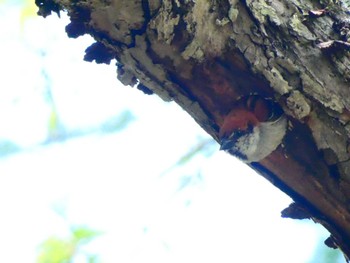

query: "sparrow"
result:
(219, 95), (287, 162)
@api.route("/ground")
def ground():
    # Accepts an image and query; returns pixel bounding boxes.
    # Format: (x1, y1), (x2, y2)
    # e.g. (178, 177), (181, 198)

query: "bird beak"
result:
(219, 137), (234, 151)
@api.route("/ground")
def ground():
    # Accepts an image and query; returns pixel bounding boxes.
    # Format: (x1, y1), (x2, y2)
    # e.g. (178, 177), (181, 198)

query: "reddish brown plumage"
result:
(219, 109), (258, 139)
(219, 96), (276, 140)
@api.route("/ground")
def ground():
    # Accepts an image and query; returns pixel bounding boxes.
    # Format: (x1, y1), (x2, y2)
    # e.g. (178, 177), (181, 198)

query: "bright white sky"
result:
(0, 2), (341, 263)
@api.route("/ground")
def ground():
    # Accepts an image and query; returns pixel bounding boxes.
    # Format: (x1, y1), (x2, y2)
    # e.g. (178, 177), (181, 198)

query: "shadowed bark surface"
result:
(36, 0), (350, 260)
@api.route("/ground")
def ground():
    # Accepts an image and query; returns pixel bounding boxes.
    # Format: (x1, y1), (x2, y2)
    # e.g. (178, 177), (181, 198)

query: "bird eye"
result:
(246, 96), (259, 111)
(267, 100), (284, 121)
(228, 132), (236, 140)
(229, 129), (244, 140)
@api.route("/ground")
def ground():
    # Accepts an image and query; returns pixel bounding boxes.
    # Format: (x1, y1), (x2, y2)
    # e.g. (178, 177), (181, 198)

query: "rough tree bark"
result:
(36, 0), (350, 260)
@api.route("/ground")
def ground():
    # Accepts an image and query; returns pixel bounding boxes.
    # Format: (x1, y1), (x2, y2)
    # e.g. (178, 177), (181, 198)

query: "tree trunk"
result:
(36, 0), (350, 259)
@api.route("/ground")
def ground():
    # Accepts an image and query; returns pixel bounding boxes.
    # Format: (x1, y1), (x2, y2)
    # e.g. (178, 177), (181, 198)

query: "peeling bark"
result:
(36, 0), (350, 260)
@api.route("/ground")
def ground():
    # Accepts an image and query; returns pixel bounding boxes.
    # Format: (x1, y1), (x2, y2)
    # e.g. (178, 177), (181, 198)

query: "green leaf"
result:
(37, 225), (102, 263)
(37, 237), (76, 263)
(20, 0), (38, 30)
(48, 108), (59, 133)
(160, 138), (216, 177)
(71, 226), (102, 243)
(176, 139), (216, 166)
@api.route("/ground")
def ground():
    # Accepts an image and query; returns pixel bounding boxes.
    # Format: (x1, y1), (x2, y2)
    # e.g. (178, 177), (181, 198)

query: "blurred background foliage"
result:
(36, 202), (103, 263)
(1, 2), (216, 262)
(0, 0), (138, 156)
(37, 225), (103, 263)
(309, 240), (343, 263)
